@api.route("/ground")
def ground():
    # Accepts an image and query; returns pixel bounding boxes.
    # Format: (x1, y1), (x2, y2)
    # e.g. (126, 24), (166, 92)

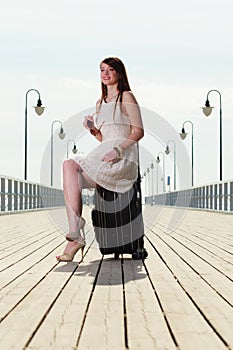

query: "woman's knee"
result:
(63, 159), (79, 173)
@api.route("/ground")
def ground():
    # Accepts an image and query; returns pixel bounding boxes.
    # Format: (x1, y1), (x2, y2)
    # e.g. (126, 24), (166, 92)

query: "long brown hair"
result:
(98, 57), (131, 115)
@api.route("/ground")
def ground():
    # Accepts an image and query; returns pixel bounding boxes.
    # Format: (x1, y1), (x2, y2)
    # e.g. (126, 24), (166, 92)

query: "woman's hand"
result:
(83, 115), (94, 130)
(101, 149), (119, 163)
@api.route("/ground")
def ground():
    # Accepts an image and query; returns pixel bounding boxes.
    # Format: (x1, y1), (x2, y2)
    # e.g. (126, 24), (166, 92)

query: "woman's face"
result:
(100, 62), (119, 86)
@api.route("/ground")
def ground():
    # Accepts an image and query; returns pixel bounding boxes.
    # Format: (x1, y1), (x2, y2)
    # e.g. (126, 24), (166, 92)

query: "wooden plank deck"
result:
(0, 205), (233, 350)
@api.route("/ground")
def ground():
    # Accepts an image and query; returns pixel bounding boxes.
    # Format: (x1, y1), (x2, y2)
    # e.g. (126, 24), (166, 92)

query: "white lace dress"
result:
(74, 101), (138, 193)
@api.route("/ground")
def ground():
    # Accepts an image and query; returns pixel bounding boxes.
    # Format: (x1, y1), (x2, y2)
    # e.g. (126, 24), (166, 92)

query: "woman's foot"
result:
(56, 240), (85, 262)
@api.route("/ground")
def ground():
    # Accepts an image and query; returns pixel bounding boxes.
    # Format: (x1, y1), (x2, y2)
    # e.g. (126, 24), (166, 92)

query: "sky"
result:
(1, 0), (233, 191)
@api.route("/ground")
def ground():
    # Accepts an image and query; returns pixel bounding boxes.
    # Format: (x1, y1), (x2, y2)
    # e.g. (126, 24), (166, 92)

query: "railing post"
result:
(33, 184), (36, 209)
(209, 185), (213, 209)
(8, 179), (12, 211)
(1, 178), (6, 212)
(19, 182), (24, 210)
(14, 180), (18, 211)
(39, 185), (43, 208)
(25, 183), (28, 210)
(219, 183), (222, 211)
(189, 188), (194, 208)
(230, 182), (233, 212)
(224, 182), (228, 211)
(202, 186), (205, 208)
(206, 185), (209, 209)
(197, 187), (200, 208)
(37, 185), (40, 208)
(214, 184), (218, 210)
(29, 183), (32, 209)
(195, 187), (199, 208)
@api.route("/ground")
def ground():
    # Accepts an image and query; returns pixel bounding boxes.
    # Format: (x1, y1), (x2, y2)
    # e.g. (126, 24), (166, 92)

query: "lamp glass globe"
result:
(202, 106), (214, 117)
(59, 132), (65, 140)
(180, 132), (187, 140)
(34, 106), (45, 116)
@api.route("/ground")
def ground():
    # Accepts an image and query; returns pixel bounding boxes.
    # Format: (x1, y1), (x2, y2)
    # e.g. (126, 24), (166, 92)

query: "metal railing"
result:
(2, 175), (233, 214)
(0, 175), (65, 212)
(145, 180), (233, 212)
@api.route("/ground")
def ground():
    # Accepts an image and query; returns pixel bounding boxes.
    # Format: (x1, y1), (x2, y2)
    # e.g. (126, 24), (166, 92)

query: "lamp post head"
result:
(165, 146), (170, 155)
(180, 127), (187, 140)
(34, 106), (45, 116)
(34, 98), (45, 116)
(72, 144), (78, 154)
(59, 127), (66, 140)
(202, 99), (214, 116)
(202, 106), (214, 116)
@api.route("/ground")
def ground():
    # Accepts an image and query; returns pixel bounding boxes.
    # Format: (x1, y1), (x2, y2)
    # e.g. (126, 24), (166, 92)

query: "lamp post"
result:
(66, 139), (78, 159)
(147, 167), (150, 199)
(180, 120), (194, 186)
(150, 162), (154, 205)
(165, 140), (176, 190)
(50, 120), (66, 186)
(202, 89), (223, 181)
(156, 151), (166, 192)
(24, 89), (45, 180)
(143, 171), (147, 203)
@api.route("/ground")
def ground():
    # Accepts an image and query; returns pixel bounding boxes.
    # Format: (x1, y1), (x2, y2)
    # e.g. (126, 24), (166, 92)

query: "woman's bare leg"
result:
(63, 159), (83, 233)
(58, 159), (96, 257)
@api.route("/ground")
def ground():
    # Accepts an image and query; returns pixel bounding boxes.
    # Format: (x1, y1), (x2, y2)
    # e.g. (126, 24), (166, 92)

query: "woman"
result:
(56, 57), (144, 262)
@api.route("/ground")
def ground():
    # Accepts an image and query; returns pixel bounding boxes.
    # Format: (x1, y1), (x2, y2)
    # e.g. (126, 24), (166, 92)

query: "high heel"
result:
(56, 240), (85, 262)
(66, 217), (86, 242)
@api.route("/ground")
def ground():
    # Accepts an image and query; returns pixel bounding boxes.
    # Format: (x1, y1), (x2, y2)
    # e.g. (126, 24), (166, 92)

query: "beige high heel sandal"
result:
(66, 217), (86, 242)
(56, 240), (85, 262)
(56, 217), (86, 262)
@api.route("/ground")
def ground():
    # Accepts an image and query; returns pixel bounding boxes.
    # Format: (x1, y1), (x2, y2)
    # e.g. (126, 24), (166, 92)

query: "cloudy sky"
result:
(1, 0), (233, 189)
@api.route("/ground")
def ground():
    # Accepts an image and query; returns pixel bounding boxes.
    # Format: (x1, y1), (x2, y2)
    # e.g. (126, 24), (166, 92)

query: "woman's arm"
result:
(83, 100), (103, 142)
(120, 91), (144, 151)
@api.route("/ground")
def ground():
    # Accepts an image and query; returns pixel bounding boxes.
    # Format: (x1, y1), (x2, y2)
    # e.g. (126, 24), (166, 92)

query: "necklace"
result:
(106, 92), (119, 101)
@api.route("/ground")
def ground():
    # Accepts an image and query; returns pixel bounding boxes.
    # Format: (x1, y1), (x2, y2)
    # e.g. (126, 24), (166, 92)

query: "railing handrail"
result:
(0, 173), (59, 188)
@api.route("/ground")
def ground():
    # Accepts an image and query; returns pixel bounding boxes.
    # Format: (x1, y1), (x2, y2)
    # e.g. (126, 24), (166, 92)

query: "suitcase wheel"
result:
(132, 248), (148, 260)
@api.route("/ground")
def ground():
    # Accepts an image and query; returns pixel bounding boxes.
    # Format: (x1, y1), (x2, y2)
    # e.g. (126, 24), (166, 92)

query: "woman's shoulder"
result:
(122, 91), (138, 104)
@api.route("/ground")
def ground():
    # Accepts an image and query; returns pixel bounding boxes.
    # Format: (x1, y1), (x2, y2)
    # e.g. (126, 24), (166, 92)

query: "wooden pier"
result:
(0, 205), (233, 349)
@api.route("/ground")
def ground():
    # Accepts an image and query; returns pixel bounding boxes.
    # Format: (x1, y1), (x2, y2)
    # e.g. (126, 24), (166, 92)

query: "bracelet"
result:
(113, 145), (123, 159)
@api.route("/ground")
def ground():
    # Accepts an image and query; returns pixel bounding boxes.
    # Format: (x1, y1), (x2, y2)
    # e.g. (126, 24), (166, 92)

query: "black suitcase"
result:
(91, 173), (148, 260)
